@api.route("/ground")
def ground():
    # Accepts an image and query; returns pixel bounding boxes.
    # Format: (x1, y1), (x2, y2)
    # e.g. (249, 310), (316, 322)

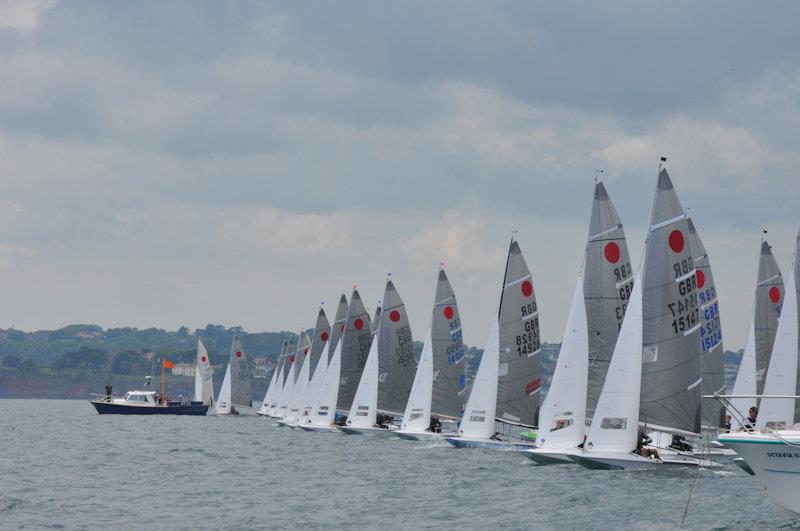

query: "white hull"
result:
(339, 425), (399, 438)
(719, 431), (800, 517)
(525, 447), (582, 465)
(393, 430), (455, 441)
(445, 436), (538, 451)
(298, 424), (338, 432)
(568, 449), (719, 470)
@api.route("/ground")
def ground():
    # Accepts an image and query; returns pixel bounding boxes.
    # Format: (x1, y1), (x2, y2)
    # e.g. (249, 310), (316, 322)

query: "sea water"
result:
(0, 400), (796, 529)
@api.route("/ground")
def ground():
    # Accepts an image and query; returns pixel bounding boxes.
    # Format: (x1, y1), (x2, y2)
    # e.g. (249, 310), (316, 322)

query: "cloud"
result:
(0, 0), (55, 32)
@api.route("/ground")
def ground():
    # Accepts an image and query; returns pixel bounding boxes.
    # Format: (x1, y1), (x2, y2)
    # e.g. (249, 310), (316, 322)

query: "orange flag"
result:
(163, 359), (175, 369)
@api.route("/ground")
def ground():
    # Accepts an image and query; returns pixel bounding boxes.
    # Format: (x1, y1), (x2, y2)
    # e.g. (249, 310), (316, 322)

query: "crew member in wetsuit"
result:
(104, 383), (113, 401)
(428, 416), (442, 433)
(636, 429), (660, 459)
(669, 434), (692, 452)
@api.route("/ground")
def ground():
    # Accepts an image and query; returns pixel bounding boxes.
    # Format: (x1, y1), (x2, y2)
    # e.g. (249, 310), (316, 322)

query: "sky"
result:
(1, 1), (799, 350)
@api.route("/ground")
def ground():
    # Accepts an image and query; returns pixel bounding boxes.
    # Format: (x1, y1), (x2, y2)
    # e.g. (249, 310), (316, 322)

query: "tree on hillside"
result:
(18, 359), (39, 374)
(7, 330), (25, 341)
(2, 355), (21, 368)
(111, 350), (149, 375)
(52, 346), (108, 372)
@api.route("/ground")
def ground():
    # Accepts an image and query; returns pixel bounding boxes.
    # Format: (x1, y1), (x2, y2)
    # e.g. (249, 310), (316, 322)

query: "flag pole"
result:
(161, 361), (165, 400)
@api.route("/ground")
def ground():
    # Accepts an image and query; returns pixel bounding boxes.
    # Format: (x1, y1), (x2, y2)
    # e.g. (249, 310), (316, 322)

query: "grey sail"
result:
(372, 305), (382, 334)
(229, 334), (252, 407)
(281, 337), (295, 385)
(687, 218), (726, 427)
(584, 181), (633, 422)
(274, 339), (289, 381)
(497, 240), (541, 428)
(377, 281), (417, 415)
(754, 240), (783, 395)
(293, 330), (312, 383)
(431, 268), (467, 419)
(337, 289), (373, 411)
(640, 168), (702, 434)
(328, 293), (349, 364)
(309, 308), (331, 379)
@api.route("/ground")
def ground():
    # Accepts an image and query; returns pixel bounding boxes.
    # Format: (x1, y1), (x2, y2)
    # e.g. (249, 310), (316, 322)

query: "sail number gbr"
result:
(515, 317), (540, 356)
(668, 260), (699, 335)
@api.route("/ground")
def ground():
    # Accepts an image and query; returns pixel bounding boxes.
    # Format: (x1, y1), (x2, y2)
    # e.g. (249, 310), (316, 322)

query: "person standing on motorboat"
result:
(104, 383), (113, 401)
(743, 407), (758, 431)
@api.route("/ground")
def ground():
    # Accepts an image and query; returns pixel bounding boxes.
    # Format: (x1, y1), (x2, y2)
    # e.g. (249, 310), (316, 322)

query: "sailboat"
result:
(259, 339), (288, 416)
(340, 279), (417, 435)
(729, 240), (783, 424)
(276, 330), (311, 424)
(284, 308), (331, 427)
(527, 180), (632, 464)
(446, 240), (541, 450)
(213, 334), (253, 415)
(397, 267), (466, 440)
(716, 229), (800, 517)
(194, 339), (214, 406)
(299, 293), (349, 431)
(336, 289), (373, 418)
(570, 165), (715, 469)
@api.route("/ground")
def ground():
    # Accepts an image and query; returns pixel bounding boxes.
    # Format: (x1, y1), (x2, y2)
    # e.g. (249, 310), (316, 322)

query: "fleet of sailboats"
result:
(132, 159), (800, 517)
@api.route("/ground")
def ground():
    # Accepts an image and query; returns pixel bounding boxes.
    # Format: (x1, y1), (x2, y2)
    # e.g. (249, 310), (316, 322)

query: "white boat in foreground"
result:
(718, 429), (800, 517)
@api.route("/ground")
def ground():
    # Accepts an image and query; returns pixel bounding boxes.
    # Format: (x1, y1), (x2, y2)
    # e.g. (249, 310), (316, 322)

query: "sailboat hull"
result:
(524, 447), (581, 465)
(298, 424), (338, 432)
(568, 450), (718, 470)
(394, 430), (455, 441)
(445, 436), (538, 451)
(339, 426), (399, 437)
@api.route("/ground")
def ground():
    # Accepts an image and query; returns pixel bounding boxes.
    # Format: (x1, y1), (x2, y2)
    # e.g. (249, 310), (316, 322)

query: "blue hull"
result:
(91, 401), (209, 416)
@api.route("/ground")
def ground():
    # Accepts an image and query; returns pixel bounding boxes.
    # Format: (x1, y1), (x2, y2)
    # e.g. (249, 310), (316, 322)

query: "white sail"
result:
(400, 326), (434, 432)
(301, 342), (330, 421)
(194, 339), (214, 404)
(259, 363), (280, 415)
(537, 277), (589, 449)
(309, 340), (342, 427)
(213, 364), (232, 415)
(729, 319), (758, 421)
(277, 362), (296, 418)
(345, 334), (380, 428)
(757, 267), (798, 429)
(585, 270), (643, 453)
(267, 362), (286, 416)
(458, 319), (500, 439)
(286, 346), (312, 423)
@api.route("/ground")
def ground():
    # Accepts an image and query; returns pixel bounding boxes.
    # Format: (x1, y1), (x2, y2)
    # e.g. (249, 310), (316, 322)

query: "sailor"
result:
(743, 407), (758, 430)
(178, 394), (183, 403)
(428, 416), (442, 433)
(636, 429), (660, 460)
(104, 383), (113, 400)
(722, 414), (732, 432)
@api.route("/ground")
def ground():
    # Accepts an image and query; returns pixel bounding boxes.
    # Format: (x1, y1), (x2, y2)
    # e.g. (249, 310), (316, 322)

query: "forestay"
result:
(687, 218), (726, 428)
(431, 268), (466, 419)
(337, 290), (373, 411)
(584, 181), (633, 422)
(496, 240), (541, 428)
(537, 277), (589, 449)
(640, 169), (702, 435)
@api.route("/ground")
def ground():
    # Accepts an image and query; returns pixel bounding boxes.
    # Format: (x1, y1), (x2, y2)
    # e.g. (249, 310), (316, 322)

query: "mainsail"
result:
(309, 308), (331, 379)
(301, 341), (330, 420)
(431, 268), (466, 419)
(537, 277), (589, 449)
(292, 331), (312, 384)
(372, 305), (382, 334)
(328, 294), (348, 363)
(281, 337), (295, 385)
(377, 281), (417, 415)
(266, 340), (289, 414)
(194, 339), (214, 405)
(228, 334), (252, 408)
(496, 240), (541, 428)
(758, 231), (799, 429)
(687, 218), (726, 427)
(754, 240), (784, 395)
(337, 289), (373, 411)
(640, 168), (702, 435)
(584, 181), (633, 422)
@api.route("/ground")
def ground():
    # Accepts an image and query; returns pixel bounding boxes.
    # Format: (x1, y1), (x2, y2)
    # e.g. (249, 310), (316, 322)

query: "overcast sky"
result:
(1, 1), (799, 350)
